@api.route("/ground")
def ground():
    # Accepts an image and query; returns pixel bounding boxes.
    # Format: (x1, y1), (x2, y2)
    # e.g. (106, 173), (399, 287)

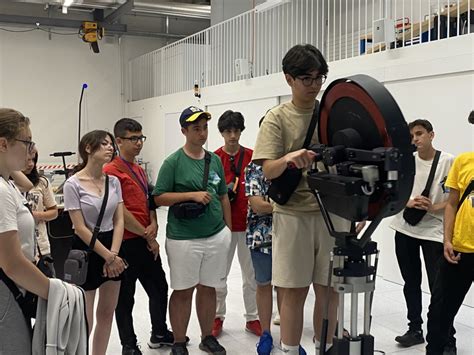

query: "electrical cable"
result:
(37, 27), (80, 36)
(0, 26), (79, 36)
(0, 27), (36, 33)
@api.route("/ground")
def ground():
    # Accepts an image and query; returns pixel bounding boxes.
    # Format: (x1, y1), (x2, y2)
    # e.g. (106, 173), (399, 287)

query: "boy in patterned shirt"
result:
(245, 154), (282, 355)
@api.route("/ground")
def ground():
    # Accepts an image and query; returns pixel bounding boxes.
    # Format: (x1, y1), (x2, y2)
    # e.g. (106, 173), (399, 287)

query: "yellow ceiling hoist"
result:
(80, 22), (104, 53)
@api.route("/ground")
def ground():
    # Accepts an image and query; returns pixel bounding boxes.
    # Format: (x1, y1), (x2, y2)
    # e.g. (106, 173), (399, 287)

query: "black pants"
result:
(426, 253), (474, 354)
(115, 237), (169, 347)
(394, 232), (443, 331)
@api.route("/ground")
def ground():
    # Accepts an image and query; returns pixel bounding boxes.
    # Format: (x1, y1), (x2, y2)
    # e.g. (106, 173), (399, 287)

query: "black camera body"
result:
(227, 181), (237, 202)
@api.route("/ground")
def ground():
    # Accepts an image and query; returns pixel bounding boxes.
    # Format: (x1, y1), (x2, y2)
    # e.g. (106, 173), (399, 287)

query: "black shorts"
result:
(72, 230), (123, 291)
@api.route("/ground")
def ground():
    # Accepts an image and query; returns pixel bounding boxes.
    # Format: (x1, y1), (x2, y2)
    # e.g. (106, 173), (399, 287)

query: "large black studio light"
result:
(307, 75), (415, 355)
(307, 74), (415, 248)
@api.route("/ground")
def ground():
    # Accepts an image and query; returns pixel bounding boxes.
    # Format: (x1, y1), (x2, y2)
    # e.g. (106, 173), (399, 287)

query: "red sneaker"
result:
(211, 318), (223, 337)
(245, 320), (262, 336)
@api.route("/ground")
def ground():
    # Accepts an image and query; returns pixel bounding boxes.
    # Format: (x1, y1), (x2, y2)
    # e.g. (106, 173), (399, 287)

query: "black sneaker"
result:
(199, 335), (226, 354)
(170, 342), (189, 355)
(122, 344), (142, 355)
(148, 329), (190, 348)
(395, 329), (425, 347)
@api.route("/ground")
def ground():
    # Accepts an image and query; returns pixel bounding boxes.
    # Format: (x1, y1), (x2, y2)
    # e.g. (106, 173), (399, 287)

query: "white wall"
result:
(0, 29), (165, 165)
(126, 34), (474, 305)
(0, 30), (121, 163)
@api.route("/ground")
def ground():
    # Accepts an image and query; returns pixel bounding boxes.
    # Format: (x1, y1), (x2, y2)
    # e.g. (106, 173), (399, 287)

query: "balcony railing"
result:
(129, 0), (473, 101)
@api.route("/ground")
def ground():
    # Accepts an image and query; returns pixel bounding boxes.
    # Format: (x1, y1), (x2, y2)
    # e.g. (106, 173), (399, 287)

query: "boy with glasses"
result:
(213, 110), (260, 337)
(104, 118), (172, 355)
(252, 44), (349, 355)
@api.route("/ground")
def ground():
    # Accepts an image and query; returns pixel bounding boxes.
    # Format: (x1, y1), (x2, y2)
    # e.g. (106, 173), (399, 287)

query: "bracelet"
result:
(106, 255), (116, 266)
(110, 250), (119, 255)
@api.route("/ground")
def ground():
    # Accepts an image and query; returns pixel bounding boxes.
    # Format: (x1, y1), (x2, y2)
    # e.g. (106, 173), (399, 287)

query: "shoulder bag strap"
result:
(202, 151), (211, 191)
(421, 150), (441, 197)
(235, 146), (245, 177)
(116, 158), (148, 196)
(0, 269), (23, 303)
(89, 174), (109, 250)
(302, 101), (319, 149)
(457, 179), (474, 210)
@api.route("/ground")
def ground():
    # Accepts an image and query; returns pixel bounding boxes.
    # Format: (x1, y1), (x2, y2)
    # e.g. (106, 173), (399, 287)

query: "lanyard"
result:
(120, 157), (148, 196)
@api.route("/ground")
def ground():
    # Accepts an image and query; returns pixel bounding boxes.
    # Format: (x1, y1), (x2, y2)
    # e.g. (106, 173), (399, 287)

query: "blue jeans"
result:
(250, 250), (272, 285)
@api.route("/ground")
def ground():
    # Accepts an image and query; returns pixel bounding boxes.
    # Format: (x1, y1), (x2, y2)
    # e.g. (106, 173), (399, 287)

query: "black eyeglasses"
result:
(15, 139), (36, 153)
(296, 74), (327, 87)
(120, 135), (147, 144)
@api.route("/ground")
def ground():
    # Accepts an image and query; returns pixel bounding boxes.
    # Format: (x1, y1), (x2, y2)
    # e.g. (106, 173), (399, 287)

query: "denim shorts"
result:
(250, 249), (272, 285)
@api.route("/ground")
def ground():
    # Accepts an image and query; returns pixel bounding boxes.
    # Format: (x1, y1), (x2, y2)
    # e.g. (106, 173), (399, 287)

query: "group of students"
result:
(0, 43), (472, 355)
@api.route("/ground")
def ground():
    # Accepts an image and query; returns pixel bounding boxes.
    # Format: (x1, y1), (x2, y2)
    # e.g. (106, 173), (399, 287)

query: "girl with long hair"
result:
(63, 130), (126, 355)
(23, 151), (58, 275)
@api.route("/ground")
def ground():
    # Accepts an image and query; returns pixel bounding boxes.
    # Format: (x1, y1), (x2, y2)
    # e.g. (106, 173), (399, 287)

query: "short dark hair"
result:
(408, 119), (433, 133)
(468, 110), (474, 125)
(217, 110), (245, 133)
(114, 118), (142, 138)
(282, 44), (328, 78)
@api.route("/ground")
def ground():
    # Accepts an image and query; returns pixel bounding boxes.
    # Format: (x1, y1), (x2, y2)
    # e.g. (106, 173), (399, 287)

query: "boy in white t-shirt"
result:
(390, 119), (454, 348)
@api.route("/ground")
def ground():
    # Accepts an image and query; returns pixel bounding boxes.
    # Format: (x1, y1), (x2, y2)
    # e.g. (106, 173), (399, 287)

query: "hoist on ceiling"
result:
(79, 22), (104, 53)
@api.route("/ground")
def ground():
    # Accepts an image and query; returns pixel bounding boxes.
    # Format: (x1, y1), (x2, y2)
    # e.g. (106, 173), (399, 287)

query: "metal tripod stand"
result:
(313, 189), (381, 355)
(319, 238), (379, 355)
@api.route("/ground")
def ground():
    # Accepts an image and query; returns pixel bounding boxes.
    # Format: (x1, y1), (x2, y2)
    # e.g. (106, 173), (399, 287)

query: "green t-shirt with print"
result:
(153, 148), (227, 240)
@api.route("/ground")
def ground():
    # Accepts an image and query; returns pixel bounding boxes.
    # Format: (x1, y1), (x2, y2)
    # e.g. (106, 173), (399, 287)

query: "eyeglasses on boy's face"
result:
(120, 135), (147, 144)
(296, 74), (327, 87)
(15, 138), (36, 153)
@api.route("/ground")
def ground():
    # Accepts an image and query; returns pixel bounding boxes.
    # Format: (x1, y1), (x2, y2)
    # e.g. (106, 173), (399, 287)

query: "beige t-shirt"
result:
(252, 101), (320, 215)
(26, 177), (56, 255)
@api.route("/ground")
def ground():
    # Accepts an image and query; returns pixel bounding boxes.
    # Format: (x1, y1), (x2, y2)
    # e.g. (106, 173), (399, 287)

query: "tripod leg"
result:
(319, 253), (335, 355)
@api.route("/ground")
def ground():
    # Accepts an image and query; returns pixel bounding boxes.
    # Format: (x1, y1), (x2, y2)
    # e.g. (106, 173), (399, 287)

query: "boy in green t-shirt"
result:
(252, 44), (350, 355)
(153, 106), (232, 355)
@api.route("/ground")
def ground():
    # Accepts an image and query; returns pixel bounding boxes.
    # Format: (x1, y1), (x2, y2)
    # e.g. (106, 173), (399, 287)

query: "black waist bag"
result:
(403, 151), (440, 226)
(170, 202), (206, 219)
(170, 151), (211, 219)
(267, 168), (302, 205)
(402, 206), (427, 226)
(267, 102), (318, 205)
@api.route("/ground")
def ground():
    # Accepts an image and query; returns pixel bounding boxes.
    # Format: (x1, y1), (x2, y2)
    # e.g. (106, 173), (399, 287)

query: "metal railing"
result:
(129, 0), (473, 101)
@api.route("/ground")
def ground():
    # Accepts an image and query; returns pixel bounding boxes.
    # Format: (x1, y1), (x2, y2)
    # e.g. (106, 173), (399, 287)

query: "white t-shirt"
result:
(0, 177), (36, 262)
(390, 151), (455, 243)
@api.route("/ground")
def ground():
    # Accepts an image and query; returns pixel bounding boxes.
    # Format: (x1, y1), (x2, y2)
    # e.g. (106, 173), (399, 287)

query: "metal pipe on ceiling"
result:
(12, 0), (211, 20)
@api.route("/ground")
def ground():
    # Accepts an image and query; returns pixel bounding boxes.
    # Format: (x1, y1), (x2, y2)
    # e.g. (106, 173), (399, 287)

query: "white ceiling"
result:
(0, 0), (211, 39)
